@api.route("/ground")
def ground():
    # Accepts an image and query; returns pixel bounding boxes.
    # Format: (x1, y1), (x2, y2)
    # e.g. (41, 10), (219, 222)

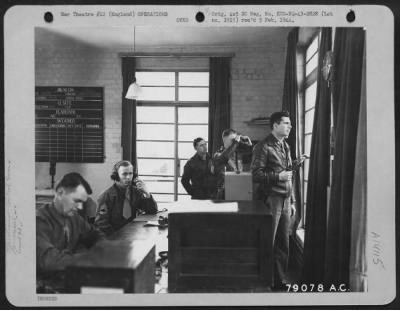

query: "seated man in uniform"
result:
(36, 173), (105, 292)
(181, 137), (217, 200)
(95, 160), (158, 235)
(213, 129), (252, 199)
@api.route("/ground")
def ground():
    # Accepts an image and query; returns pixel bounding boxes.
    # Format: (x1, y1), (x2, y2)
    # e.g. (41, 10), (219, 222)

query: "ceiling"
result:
(35, 26), (293, 50)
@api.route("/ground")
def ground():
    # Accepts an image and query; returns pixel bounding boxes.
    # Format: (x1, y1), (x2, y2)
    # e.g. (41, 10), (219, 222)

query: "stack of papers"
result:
(166, 200), (239, 213)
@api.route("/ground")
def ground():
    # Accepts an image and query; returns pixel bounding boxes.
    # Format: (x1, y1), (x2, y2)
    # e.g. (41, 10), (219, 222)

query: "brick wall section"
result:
(231, 44), (286, 140)
(35, 39), (287, 197)
(35, 46), (123, 195)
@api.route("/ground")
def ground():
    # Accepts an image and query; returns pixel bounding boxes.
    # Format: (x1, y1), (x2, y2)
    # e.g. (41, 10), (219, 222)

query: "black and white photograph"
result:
(4, 5), (396, 307)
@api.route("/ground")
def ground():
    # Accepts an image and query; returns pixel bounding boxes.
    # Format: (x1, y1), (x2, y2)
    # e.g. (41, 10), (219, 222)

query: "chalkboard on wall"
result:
(35, 87), (104, 163)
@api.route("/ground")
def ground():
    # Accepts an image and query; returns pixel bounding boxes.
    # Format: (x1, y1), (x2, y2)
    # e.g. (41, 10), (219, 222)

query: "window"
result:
(136, 70), (209, 202)
(301, 33), (320, 227)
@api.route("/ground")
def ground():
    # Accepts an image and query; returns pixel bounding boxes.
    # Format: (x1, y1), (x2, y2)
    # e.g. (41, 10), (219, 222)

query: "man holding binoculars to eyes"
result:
(213, 129), (252, 200)
(251, 111), (306, 291)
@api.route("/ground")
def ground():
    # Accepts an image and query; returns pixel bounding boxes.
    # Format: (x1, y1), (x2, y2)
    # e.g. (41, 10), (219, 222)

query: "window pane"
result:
(137, 141), (174, 158)
(304, 180), (308, 204)
(137, 106), (174, 123)
(137, 124), (174, 141)
(304, 134), (312, 156)
(306, 35), (319, 62)
(305, 82), (317, 110)
(178, 125), (208, 141)
(140, 87), (175, 101)
(177, 194), (191, 201)
(136, 72), (175, 86)
(137, 158), (175, 176)
(178, 107), (208, 124)
(178, 142), (196, 159)
(178, 177), (188, 194)
(304, 109), (315, 134)
(145, 180), (174, 194)
(303, 158), (310, 182)
(179, 72), (209, 86)
(152, 194), (174, 203)
(306, 54), (318, 76)
(180, 159), (188, 176)
(303, 181), (308, 226)
(178, 87), (209, 102)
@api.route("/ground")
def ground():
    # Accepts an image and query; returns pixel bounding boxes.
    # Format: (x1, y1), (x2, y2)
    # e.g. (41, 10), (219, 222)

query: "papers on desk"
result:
(167, 200), (239, 213)
(144, 220), (160, 227)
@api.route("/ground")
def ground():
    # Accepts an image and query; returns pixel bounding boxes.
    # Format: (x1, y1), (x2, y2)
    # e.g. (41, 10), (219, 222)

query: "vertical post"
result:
(49, 161), (56, 189)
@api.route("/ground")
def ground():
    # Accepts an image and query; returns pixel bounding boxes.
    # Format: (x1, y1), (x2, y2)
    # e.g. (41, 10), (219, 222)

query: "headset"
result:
(110, 160), (137, 181)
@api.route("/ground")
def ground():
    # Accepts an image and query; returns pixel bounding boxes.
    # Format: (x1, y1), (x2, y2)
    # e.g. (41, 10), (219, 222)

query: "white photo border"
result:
(4, 4), (396, 307)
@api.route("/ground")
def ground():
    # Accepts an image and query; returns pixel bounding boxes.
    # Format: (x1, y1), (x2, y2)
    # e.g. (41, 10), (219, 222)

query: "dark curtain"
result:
(302, 28), (332, 284)
(121, 57), (138, 172)
(208, 57), (231, 155)
(324, 28), (365, 287)
(281, 28), (301, 235)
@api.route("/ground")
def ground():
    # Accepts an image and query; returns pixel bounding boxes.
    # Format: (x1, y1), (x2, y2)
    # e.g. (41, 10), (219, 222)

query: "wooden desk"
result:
(64, 219), (164, 293)
(65, 240), (155, 293)
(168, 200), (273, 293)
(64, 201), (272, 294)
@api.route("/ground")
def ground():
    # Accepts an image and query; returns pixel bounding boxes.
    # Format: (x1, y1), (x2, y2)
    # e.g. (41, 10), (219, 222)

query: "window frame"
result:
(300, 31), (320, 229)
(136, 69), (209, 202)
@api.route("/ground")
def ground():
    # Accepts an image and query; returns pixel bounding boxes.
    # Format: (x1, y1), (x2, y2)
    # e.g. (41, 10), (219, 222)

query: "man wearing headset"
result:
(94, 160), (158, 235)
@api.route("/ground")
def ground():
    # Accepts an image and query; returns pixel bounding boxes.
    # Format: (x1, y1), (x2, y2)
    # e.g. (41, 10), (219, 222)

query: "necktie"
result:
(122, 187), (132, 220)
(64, 225), (70, 248)
(280, 142), (288, 166)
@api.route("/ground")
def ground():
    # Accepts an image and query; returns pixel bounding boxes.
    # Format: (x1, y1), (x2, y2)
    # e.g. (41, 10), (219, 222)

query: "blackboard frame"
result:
(35, 86), (105, 163)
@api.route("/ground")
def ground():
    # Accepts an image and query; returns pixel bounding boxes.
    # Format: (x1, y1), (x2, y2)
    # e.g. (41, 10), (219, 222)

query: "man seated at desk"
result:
(181, 137), (217, 200)
(36, 173), (105, 292)
(213, 129), (252, 199)
(95, 160), (158, 235)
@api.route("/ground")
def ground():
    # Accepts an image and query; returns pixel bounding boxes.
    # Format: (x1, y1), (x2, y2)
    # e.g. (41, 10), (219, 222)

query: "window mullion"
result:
(174, 71), (179, 201)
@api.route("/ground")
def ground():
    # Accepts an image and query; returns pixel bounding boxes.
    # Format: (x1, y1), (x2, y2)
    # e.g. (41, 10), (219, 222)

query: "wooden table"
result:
(168, 200), (273, 293)
(64, 215), (166, 293)
(64, 200), (272, 294)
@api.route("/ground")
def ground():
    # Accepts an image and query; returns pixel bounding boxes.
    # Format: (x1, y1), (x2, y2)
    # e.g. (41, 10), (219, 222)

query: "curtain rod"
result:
(119, 52), (235, 58)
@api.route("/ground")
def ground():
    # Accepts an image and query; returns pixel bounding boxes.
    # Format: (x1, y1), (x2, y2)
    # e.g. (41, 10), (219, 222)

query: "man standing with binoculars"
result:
(251, 111), (306, 291)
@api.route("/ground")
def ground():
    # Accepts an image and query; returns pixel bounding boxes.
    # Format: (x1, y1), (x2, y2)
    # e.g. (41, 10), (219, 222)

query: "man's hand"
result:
(291, 203), (296, 217)
(240, 135), (252, 146)
(135, 179), (151, 198)
(293, 154), (309, 169)
(230, 133), (240, 142)
(297, 154), (308, 165)
(278, 170), (293, 182)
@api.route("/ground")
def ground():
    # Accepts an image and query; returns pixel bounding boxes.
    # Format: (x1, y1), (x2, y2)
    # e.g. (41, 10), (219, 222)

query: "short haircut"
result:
(193, 137), (205, 148)
(55, 172), (92, 195)
(111, 160), (134, 181)
(270, 111), (290, 129)
(115, 160), (132, 170)
(222, 128), (237, 138)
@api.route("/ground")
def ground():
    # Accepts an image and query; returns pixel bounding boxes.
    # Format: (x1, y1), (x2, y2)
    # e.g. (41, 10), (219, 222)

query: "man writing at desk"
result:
(95, 160), (158, 235)
(36, 173), (105, 288)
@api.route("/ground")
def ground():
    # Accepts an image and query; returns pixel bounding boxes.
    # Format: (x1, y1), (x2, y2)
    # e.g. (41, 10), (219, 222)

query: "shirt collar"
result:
(46, 201), (66, 223)
(114, 183), (129, 196)
(194, 153), (210, 160)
